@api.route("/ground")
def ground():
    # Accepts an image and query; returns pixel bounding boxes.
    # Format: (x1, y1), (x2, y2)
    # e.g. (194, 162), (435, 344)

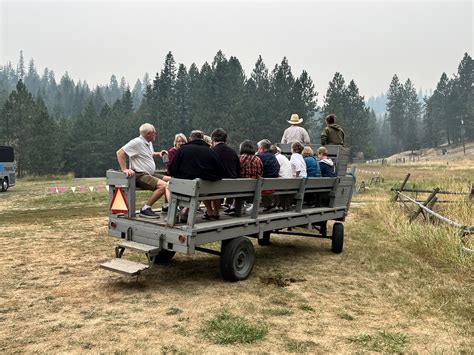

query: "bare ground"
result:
(0, 173), (472, 353)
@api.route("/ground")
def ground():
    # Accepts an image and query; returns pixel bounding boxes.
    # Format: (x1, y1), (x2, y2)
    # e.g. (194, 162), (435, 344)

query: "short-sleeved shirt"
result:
(122, 136), (155, 175)
(281, 125), (311, 144)
(290, 153), (307, 177)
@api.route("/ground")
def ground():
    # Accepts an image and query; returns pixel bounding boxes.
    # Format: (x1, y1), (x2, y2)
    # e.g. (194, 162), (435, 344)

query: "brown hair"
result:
(291, 142), (304, 154)
(325, 114), (336, 124)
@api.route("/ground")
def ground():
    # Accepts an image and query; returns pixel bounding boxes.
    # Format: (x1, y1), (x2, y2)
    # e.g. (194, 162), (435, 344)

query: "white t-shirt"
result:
(290, 153), (307, 178)
(276, 154), (293, 178)
(122, 136), (156, 175)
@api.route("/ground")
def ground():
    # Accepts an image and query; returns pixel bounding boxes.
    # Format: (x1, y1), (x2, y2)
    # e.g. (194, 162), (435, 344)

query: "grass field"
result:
(0, 163), (472, 353)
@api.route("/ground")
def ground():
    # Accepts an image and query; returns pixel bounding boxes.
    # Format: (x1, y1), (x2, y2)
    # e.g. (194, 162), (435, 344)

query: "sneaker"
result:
(245, 204), (254, 214)
(139, 207), (160, 219)
(161, 203), (169, 213)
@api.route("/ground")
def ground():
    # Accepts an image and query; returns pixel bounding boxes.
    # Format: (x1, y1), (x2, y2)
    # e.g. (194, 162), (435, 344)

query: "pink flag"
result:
(59, 187), (66, 193)
(79, 186), (86, 193)
(50, 187), (57, 193)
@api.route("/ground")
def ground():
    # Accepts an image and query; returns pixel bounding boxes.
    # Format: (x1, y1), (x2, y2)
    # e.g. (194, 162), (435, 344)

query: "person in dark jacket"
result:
(320, 114), (345, 146)
(257, 139), (280, 178)
(168, 130), (226, 222)
(317, 146), (337, 177)
(169, 130), (225, 181)
(257, 139), (280, 210)
(203, 128), (240, 219)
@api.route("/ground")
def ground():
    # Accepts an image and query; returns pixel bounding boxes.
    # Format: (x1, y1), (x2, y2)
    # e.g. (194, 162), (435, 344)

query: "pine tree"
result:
(403, 78), (422, 150)
(386, 75), (405, 152)
(175, 64), (190, 134)
(270, 57), (295, 142)
(0, 80), (36, 176)
(17, 51), (25, 81)
(28, 97), (61, 174)
(132, 79), (143, 110)
(25, 58), (40, 95)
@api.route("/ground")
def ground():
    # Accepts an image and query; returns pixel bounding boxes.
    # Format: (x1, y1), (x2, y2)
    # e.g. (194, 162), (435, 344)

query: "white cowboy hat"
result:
(287, 113), (303, 125)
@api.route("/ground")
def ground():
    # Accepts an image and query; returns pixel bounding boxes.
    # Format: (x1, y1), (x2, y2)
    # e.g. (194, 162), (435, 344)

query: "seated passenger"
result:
(168, 130), (226, 222)
(203, 128), (240, 220)
(257, 139), (280, 211)
(166, 133), (187, 175)
(302, 146), (321, 177)
(271, 145), (293, 211)
(290, 142), (307, 178)
(317, 146), (337, 177)
(271, 145), (292, 178)
(116, 123), (168, 219)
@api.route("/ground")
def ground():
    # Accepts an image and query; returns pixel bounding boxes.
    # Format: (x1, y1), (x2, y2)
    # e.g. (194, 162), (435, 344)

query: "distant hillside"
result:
(386, 141), (474, 163)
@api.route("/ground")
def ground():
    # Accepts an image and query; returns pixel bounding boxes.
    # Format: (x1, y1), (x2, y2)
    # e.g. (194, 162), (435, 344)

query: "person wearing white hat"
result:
(281, 113), (311, 144)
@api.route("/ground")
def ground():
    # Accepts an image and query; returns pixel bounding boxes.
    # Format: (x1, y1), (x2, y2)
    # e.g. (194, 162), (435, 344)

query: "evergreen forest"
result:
(0, 50), (472, 177)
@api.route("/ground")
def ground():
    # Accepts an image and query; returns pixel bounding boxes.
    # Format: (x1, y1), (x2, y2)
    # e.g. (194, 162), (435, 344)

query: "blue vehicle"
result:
(0, 146), (16, 192)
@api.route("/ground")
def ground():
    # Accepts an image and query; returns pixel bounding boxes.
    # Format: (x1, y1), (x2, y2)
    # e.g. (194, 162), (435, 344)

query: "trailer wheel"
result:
(153, 249), (176, 264)
(220, 237), (255, 281)
(1, 178), (8, 192)
(331, 222), (344, 254)
(258, 231), (271, 246)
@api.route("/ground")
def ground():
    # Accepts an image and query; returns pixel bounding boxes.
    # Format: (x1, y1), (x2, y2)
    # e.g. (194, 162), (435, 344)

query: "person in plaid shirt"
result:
(239, 140), (263, 179)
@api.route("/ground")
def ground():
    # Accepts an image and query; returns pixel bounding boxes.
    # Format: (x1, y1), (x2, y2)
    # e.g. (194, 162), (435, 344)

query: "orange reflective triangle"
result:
(110, 187), (129, 214)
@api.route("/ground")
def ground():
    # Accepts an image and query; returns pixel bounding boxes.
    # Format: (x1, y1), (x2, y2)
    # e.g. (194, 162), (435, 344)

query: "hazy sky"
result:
(1, 1), (472, 98)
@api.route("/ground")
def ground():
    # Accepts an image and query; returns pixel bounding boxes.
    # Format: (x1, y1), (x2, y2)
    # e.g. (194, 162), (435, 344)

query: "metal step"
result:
(117, 240), (160, 255)
(100, 258), (149, 276)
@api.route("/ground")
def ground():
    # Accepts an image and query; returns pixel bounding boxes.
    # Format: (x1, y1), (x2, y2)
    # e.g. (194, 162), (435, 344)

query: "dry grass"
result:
(0, 164), (473, 353)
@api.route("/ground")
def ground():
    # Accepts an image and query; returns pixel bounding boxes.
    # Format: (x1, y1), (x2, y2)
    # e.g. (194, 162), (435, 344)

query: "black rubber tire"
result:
(220, 237), (255, 282)
(153, 249), (176, 264)
(258, 231), (271, 246)
(1, 178), (8, 192)
(331, 222), (344, 254)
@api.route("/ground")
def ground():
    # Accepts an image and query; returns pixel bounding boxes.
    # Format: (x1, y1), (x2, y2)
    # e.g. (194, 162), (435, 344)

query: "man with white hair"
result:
(116, 123), (167, 218)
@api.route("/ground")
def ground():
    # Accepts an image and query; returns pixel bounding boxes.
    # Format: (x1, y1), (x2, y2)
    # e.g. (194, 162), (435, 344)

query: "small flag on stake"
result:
(59, 187), (66, 193)
(71, 187), (76, 193)
(50, 187), (57, 193)
(79, 186), (86, 193)
(96, 185), (103, 192)
(110, 187), (128, 214)
(89, 186), (94, 192)
(105, 185), (109, 192)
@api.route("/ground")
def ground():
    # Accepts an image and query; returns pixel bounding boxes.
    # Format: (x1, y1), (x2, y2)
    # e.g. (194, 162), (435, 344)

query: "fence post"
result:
(410, 188), (439, 222)
(394, 173), (410, 202)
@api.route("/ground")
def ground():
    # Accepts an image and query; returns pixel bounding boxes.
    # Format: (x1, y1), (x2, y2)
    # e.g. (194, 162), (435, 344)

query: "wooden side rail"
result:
(166, 177), (341, 227)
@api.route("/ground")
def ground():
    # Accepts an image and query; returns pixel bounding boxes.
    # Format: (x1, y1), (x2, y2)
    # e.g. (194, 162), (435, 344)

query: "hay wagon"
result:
(101, 145), (354, 281)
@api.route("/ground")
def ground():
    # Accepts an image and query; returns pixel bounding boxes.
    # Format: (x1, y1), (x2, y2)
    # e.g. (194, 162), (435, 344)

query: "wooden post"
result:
(426, 196), (438, 224)
(393, 173), (410, 202)
(468, 181), (473, 200)
(410, 188), (439, 222)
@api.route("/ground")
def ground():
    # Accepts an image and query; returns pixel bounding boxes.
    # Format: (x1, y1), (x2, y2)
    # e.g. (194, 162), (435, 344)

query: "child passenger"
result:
(317, 146), (336, 177)
(290, 142), (307, 178)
